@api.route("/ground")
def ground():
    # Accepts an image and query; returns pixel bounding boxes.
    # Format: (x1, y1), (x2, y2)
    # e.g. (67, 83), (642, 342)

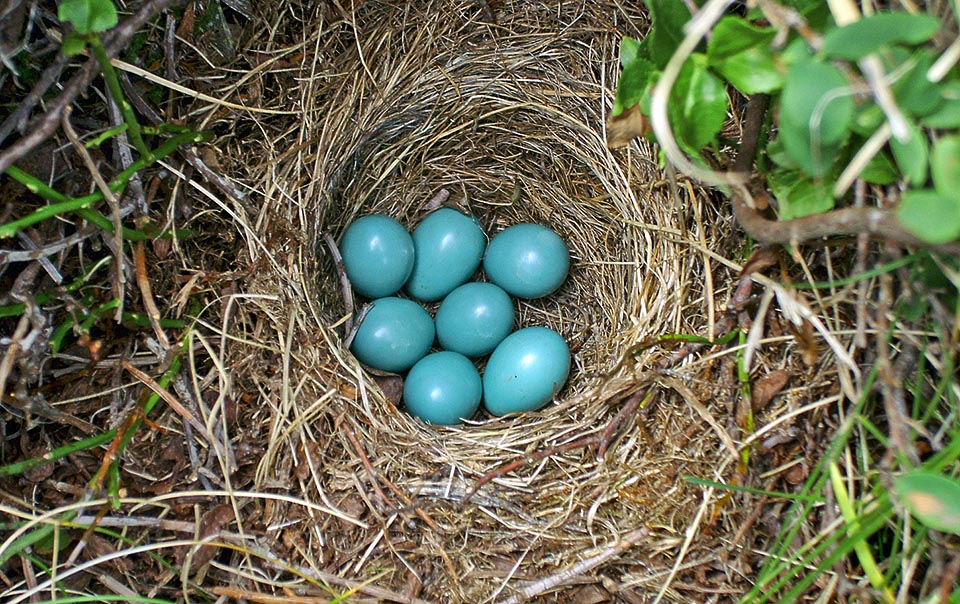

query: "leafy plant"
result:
(895, 469), (960, 534)
(612, 2), (960, 603)
(611, 0), (960, 245)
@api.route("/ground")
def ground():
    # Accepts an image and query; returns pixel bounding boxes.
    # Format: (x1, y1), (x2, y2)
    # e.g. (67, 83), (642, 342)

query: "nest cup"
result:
(311, 17), (675, 426)
(268, 1), (720, 599)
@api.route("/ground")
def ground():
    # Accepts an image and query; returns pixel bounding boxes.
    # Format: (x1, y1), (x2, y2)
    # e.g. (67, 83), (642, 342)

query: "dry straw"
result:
(230, 1), (769, 601)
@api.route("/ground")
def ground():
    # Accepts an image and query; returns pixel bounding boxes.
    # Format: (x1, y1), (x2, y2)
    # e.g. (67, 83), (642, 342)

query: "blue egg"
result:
(483, 327), (571, 416)
(350, 297), (434, 373)
(404, 351), (482, 425)
(340, 214), (415, 298)
(406, 208), (486, 302)
(435, 282), (514, 358)
(483, 223), (569, 299)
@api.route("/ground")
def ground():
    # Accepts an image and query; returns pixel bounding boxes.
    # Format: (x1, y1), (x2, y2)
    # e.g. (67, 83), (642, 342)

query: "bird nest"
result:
(225, 1), (784, 602)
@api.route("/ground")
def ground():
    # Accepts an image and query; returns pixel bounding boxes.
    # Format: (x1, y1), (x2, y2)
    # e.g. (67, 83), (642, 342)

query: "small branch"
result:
(323, 232), (355, 335)
(597, 390), (645, 460)
(497, 527), (650, 604)
(132, 240), (170, 349)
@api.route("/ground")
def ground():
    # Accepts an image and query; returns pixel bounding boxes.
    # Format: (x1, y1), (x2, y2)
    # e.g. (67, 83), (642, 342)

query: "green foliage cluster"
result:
(614, 0), (960, 244)
(615, 3), (960, 602)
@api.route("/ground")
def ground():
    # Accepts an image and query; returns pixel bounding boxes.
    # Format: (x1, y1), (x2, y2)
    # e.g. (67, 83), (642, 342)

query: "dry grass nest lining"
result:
(245, 1), (751, 600)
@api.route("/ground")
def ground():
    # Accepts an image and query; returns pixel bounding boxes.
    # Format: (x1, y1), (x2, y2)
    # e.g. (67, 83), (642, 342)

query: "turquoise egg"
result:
(483, 223), (569, 299)
(404, 351), (482, 425)
(406, 208), (486, 301)
(435, 282), (514, 358)
(340, 214), (415, 299)
(482, 327), (571, 416)
(350, 297), (434, 373)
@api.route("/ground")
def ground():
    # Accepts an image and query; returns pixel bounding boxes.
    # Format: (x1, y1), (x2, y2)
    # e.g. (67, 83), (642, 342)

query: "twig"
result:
(121, 359), (234, 474)
(497, 527), (650, 604)
(0, 52), (70, 146)
(172, 374), (216, 491)
(0, 0), (179, 175)
(323, 231), (354, 335)
(61, 106), (126, 321)
(14, 231), (63, 284)
(597, 390), (645, 460)
(1, 228), (91, 267)
(0, 264), (41, 404)
(132, 240), (170, 349)
(338, 416), (398, 512)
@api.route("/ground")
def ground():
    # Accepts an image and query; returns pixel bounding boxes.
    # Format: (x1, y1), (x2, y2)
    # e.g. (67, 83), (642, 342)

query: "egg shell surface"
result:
(350, 297), (434, 373)
(482, 326), (571, 416)
(406, 208), (486, 301)
(340, 214), (415, 299)
(404, 351), (482, 425)
(483, 223), (569, 299)
(435, 282), (514, 358)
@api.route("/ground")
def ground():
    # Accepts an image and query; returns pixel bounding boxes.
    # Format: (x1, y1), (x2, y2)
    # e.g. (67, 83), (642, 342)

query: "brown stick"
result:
(498, 526), (650, 604)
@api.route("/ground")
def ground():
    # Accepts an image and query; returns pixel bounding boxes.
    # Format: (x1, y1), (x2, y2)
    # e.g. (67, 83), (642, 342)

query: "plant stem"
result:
(0, 430), (115, 478)
(829, 461), (895, 603)
(88, 34), (152, 161)
(1, 130), (205, 239)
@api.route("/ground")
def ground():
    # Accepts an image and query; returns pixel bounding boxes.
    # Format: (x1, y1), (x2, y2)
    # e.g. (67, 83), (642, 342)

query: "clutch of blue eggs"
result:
(341, 208), (571, 425)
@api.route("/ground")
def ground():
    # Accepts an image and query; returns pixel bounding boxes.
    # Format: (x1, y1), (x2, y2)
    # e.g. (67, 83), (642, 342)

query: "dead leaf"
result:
(606, 104), (649, 149)
(571, 583), (612, 604)
(84, 534), (133, 572)
(751, 369), (790, 413)
(786, 319), (819, 366)
(784, 462), (808, 485)
(178, 504), (234, 570)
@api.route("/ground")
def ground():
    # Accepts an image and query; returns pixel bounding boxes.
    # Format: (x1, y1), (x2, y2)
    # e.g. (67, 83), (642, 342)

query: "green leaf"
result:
(767, 137), (800, 170)
(707, 16), (776, 58)
(61, 31), (88, 56)
(768, 169), (835, 220)
(613, 37), (656, 116)
(851, 104), (885, 136)
(670, 53), (727, 153)
(619, 35), (642, 68)
(708, 19), (783, 94)
(931, 135), (960, 199)
(779, 56), (854, 177)
(890, 120), (928, 187)
(860, 151), (898, 185)
(643, 0), (692, 68)
(895, 470), (960, 535)
(897, 190), (960, 244)
(923, 82), (960, 128)
(58, 0), (118, 34)
(821, 12), (941, 60)
(891, 49), (942, 117)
